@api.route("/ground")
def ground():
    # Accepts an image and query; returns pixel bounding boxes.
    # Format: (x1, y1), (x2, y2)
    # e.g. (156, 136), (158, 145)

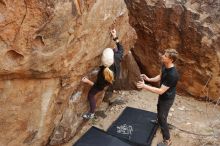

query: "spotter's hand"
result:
(136, 80), (146, 89)
(140, 74), (150, 81)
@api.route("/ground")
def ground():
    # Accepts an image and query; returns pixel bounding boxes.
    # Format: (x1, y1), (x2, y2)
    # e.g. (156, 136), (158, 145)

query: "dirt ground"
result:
(63, 90), (220, 146)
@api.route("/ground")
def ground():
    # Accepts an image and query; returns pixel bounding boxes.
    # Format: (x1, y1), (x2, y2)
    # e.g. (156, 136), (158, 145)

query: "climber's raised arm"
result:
(110, 29), (124, 62)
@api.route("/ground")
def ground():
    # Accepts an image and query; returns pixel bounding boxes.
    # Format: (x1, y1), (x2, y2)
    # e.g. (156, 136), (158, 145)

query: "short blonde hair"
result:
(165, 49), (178, 62)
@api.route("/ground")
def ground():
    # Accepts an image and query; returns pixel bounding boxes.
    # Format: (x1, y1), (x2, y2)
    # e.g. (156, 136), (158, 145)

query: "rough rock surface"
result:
(0, 0), (136, 145)
(111, 51), (141, 90)
(125, 0), (220, 100)
(1, 0), (219, 145)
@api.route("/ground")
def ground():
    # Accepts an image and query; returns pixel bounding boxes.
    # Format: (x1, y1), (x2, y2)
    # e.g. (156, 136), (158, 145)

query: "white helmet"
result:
(101, 48), (114, 67)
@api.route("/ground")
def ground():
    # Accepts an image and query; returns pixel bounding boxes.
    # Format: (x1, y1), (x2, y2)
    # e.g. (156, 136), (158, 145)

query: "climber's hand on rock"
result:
(82, 77), (89, 83)
(111, 29), (117, 38)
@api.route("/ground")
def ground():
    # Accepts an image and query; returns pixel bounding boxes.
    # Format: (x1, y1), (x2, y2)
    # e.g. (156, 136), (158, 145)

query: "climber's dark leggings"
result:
(87, 86), (102, 113)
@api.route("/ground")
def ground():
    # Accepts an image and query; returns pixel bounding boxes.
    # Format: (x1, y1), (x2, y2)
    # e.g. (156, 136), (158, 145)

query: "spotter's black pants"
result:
(157, 98), (174, 140)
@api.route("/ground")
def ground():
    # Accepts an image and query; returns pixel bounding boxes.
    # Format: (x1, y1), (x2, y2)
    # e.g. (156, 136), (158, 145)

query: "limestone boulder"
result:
(0, 0), (136, 145)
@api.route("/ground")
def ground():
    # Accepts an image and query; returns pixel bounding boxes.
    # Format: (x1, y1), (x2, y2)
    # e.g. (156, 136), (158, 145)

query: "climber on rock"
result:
(81, 29), (124, 120)
(136, 49), (179, 146)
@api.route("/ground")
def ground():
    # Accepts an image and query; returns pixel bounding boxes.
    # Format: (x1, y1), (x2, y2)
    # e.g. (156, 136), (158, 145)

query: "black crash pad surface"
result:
(107, 107), (158, 146)
(73, 126), (132, 146)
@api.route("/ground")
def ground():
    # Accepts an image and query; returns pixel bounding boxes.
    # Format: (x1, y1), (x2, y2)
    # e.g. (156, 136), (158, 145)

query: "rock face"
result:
(125, 0), (220, 100)
(0, 0), (136, 145)
(112, 51), (141, 90)
(0, 0), (219, 145)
